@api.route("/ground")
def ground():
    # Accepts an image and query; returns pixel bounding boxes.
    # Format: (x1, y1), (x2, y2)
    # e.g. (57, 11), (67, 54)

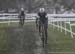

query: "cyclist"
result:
(37, 8), (48, 44)
(19, 8), (25, 26)
(35, 16), (39, 28)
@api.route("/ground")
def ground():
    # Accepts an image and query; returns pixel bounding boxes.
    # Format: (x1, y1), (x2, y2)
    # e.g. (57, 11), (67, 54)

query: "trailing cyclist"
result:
(19, 8), (25, 27)
(37, 8), (48, 44)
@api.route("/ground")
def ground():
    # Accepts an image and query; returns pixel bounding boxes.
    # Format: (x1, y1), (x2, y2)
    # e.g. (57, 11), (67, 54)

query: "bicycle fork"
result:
(19, 18), (24, 27)
(41, 26), (45, 48)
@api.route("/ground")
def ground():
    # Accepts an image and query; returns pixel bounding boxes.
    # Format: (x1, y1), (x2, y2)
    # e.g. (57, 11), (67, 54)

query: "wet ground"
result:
(7, 24), (48, 54)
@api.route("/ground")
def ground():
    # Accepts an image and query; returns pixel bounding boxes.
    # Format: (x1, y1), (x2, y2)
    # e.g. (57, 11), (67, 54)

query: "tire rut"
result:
(7, 24), (48, 54)
(7, 26), (37, 54)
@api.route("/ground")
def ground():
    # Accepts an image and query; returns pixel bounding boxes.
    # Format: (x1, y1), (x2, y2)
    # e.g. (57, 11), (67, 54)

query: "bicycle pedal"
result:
(45, 41), (48, 44)
(39, 33), (42, 36)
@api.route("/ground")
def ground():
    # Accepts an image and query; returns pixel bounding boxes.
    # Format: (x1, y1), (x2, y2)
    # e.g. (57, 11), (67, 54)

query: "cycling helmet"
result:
(21, 8), (24, 11)
(39, 8), (45, 12)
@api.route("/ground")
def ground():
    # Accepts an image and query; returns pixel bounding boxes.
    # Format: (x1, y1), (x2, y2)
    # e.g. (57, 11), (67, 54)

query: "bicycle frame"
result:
(36, 18), (48, 48)
(19, 16), (25, 27)
(41, 23), (46, 48)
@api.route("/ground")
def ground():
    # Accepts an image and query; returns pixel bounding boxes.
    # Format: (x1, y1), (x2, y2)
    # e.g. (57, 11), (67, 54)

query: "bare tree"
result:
(61, 0), (75, 9)
(25, 0), (44, 13)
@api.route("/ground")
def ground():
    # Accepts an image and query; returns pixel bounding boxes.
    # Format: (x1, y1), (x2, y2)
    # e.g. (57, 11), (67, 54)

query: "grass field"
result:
(48, 21), (75, 54)
(0, 22), (35, 54)
(0, 24), (9, 54)
(1, 22), (75, 54)
(0, 23), (19, 54)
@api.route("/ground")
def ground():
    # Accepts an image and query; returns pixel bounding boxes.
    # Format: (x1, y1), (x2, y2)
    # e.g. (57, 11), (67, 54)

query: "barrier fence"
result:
(0, 13), (36, 25)
(0, 13), (75, 38)
(49, 14), (75, 38)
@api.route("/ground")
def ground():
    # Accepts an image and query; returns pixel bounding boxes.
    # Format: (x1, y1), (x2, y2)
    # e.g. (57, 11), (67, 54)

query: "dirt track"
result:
(7, 24), (48, 54)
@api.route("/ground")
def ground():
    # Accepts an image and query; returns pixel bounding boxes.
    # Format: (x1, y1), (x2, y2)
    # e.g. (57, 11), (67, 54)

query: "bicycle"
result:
(35, 17), (48, 48)
(19, 16), (25, 27)
(40, 23), (47, 48)
(41, 23), (45, 47)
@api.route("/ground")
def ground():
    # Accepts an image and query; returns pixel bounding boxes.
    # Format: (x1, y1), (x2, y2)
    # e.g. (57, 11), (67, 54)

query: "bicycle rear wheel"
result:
(41, 24), (45, 48)
(19, 17), (24, 27)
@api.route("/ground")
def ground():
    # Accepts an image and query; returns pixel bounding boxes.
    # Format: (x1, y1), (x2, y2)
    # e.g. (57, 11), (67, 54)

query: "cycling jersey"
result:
(38, 12), (47, 23)
(19, 10), (25, 26)
(20, 11), (25, 16)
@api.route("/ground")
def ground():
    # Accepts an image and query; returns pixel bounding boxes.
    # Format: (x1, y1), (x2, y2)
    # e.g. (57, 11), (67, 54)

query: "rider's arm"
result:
(45, 13), (48, 28)
(35, 15), (39, 22)
(45, 12), (48, 21)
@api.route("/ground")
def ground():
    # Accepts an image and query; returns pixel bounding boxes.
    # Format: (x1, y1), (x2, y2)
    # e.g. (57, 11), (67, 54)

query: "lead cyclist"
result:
(37, 8), (48, 44)
(18, 8), (25, 27)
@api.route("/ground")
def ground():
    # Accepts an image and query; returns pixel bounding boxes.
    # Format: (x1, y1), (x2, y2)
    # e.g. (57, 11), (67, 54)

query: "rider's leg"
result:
(44, 21), (48, 44)
(21, 18), (23, 26)
(23, 17), (25, 25)
(36, 18), (38, 27)
(45, 27), (48, 44)
(21, 17), (25, 26)
(39, 21), (41, 33)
